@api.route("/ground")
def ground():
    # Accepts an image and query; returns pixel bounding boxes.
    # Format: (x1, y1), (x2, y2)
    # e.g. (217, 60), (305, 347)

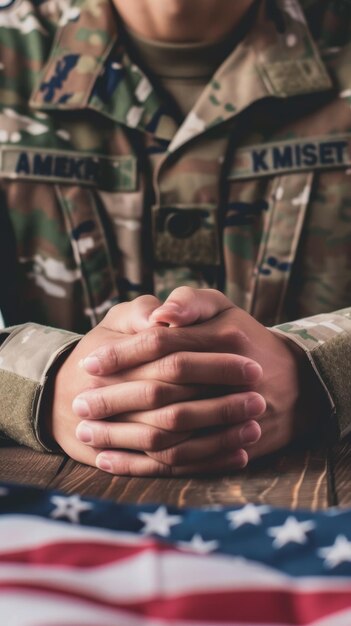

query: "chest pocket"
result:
(2, 146), (139, 328)
(226, 134), (351, 325)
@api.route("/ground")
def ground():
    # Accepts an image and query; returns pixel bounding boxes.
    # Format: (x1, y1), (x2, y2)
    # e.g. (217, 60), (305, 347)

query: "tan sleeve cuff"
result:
(273, 308), (351, 440)
(0, 323), (82, 451)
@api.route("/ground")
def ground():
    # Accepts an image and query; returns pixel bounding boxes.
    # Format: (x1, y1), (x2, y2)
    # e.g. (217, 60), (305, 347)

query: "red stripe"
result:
(1, 582), (351, 624)
(0, 540), (170, 567)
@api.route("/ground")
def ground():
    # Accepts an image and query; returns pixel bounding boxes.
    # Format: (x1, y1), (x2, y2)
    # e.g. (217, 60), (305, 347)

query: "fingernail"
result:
(233, 449), (248, 468)
(240, 421), (261, 445)
(245, 395), (266, 418)
(83, 356), (101, 375)
(244, 362), (262, 383)
(72, 397), (90, 417)
(97, 457), (112, 472)
(76, 423), (93, 443)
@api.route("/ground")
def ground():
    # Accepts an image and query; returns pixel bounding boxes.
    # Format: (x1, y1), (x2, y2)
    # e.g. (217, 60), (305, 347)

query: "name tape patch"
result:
(0, 148), (137, 192)
(228, 134), (351, 180)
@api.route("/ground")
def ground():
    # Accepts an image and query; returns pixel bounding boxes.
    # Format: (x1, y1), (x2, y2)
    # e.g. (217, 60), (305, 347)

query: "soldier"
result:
(0, 0), (350, 475)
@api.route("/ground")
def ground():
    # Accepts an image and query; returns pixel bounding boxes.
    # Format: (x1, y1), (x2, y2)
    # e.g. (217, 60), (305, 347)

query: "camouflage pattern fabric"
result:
(0, 0), (350, 450)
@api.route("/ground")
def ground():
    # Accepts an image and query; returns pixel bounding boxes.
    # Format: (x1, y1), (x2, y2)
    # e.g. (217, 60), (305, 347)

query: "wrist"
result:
(39, 345), (78, 451)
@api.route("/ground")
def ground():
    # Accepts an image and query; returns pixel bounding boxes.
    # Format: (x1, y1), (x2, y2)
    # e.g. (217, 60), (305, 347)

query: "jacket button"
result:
(165, 210), (202, 239)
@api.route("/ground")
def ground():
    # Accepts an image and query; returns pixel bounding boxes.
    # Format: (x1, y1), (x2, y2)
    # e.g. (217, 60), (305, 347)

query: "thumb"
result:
(149, 287), (233, 327)
(101, 295), (163, 334)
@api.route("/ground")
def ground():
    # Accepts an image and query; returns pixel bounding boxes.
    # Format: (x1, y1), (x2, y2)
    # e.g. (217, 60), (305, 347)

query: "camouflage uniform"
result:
(0, 0), (350, 451)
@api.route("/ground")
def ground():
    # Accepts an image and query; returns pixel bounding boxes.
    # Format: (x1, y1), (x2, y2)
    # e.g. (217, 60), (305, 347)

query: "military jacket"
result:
(0, 0), (350, 451)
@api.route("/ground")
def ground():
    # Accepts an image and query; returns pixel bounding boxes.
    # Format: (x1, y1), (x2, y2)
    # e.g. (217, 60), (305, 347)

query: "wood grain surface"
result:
(0, 446), (65, 489)
(0, 441), (329, 509)
(328, 433), (351, 508)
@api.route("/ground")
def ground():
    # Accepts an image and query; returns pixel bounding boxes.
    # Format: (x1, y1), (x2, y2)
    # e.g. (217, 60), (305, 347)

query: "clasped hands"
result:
(51, 288), (320, 476)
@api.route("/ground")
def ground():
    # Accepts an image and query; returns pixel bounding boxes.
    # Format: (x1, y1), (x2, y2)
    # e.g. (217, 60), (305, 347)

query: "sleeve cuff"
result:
(272, 308), (351, 440)
(0, 323), (82, 452)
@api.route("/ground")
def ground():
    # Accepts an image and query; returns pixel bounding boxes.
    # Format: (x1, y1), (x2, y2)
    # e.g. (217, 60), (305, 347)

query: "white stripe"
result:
(1, 518), (351, 602)
(0, 516), (143, 552)
(0, 556), (285, 602)
(0, 591), (153, 626)
(310, 610), (351, 626)
(1, 558), (351, 601)
(2, 591), (351, 626)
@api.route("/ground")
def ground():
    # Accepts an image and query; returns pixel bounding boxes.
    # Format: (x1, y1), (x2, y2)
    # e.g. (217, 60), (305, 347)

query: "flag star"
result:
(138, 506), (182, 537)
(0, 487), (8, 496)
(50, 494), (93, 524)
(227, 504), (270, 529)
(177, 534), (219, 554)
(318, 535), (351, 568)
(267, 516), (315, 548)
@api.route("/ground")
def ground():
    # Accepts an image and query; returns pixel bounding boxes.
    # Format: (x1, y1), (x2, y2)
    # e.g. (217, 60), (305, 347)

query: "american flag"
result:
(1, 481), (351, 626)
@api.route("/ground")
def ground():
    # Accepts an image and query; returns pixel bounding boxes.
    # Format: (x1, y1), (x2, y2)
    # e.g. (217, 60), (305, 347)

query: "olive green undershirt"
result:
(126, 27), (235, 117)
(125, 1), (260, 118)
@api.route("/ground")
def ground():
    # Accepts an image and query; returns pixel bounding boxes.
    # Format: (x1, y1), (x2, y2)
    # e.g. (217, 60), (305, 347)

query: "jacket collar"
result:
(30, 0), (333, 148)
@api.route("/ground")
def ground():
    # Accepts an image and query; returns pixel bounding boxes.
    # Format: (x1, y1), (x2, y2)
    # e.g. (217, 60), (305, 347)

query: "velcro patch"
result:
(259, 59), (332, 97)
(0, 148), (137, 191)
(228, 134), (351, 180)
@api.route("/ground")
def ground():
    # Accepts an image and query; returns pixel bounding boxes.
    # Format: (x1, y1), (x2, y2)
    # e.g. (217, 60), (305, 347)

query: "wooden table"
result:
(2, 435), (351, 509)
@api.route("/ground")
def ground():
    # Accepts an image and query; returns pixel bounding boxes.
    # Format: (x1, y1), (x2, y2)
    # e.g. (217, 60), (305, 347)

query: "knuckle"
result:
(219, 399), (234, 426)
(135, 294), (160, 308)
(103, 304), (119, 324)
(85, 376), (104, 391)
(116, 458), (133, 476)
(220, 328), (240, 352)
(102, 343), (119, 371)
(91, 391), (112, 419)
(100, 426), (113, 448)
(217, 325), (232, 344)
(140, 327), (167, 357)
(162, 405), (182, 431)
(144, 382), (165, 408)
(158, 446), (180, 466)
(221, 355), (237, 382)
(170, 286), (196, 301)
(160, 352), (186, 381)
(156, 461), (174, 477)
(231, 328), (250, 351)
(140, 427), (163, 452)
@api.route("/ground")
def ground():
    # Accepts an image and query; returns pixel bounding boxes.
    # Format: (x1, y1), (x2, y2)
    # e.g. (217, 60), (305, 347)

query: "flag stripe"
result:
(2, 547), (351, 602)
(2, 582), (351, 624)
(3, 483), (351, 626)
(0, 515), (144, 551)
(3, 590), (351, 626)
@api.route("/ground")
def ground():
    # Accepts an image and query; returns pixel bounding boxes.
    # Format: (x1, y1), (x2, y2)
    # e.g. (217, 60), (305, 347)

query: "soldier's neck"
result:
(113, 0), (256, 43)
